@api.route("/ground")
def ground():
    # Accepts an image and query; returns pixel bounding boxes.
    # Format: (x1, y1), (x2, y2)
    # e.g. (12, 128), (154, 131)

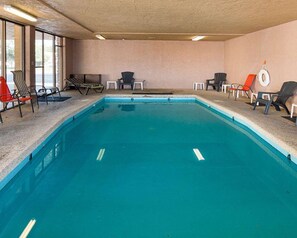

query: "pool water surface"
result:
(1, 99), (297, 237)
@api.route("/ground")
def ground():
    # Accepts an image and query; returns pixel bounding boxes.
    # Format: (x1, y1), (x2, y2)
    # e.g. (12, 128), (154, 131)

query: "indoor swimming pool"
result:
(0, 97), (297, 237)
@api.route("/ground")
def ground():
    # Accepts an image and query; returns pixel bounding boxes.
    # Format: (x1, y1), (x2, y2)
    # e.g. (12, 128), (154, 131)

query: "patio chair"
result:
(228, 74), (256, 100)
(65, 76), (104, 95)
(0, 76), (34, 122)
(206, 73), (227, 92)
(253, 81), (297, 115)
(11, 70), (49, 107)
(118, 71), (135, 90)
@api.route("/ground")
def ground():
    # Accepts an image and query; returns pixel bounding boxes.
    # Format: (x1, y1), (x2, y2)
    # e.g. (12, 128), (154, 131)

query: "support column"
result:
(63, 37), (73, 89)
(14, 25), (22, 71)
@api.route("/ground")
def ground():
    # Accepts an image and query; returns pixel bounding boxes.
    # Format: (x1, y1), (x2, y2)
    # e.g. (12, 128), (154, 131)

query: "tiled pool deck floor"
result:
(1, 89), (297, 182)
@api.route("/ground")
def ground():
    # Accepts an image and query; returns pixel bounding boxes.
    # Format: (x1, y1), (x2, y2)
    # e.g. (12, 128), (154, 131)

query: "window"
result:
(0, 20), (24, 110)
(35, 31), (43, 88)
(0, 22), (2, 77)
(5, 21), (24, 90)
(44, 33), (54, 88)
(35, 31), (63, 89)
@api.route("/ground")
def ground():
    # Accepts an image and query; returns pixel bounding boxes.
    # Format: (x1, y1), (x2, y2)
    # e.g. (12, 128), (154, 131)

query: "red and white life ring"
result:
(258, 69), (270, 87)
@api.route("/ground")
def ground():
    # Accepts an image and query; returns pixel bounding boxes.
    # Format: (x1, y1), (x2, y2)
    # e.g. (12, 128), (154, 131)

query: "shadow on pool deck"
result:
(0, 88), (297, 182)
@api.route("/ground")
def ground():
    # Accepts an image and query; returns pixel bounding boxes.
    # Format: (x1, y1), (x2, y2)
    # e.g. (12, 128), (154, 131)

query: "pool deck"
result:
(1, 88), (297, 184)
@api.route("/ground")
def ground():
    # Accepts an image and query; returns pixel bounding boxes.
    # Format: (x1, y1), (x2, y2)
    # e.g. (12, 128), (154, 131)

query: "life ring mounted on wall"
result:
(258, 65), (270, 87)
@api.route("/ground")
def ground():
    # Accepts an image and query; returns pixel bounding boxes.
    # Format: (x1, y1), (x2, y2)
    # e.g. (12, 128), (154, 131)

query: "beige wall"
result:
(72, 40), (225, 89)
(225, 20), (297, 102)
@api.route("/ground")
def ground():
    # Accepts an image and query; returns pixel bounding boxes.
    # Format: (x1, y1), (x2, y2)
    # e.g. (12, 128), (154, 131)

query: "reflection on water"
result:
(118, 104), (136, 111)
(1, 101), (297, 237)
(93, 106), (105, 114)
(0, 137), (63, 233)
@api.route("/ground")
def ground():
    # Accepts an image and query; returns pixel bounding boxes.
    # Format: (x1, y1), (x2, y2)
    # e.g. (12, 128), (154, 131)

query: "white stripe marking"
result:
(193, 148), (205, 161)
(19, 219), (36, 238)
(96, 148), (105, 161)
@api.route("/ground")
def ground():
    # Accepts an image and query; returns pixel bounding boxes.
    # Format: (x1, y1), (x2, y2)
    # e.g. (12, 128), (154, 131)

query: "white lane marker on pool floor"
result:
(96, 148), (105, 161)
(19, 219), (36, 238)
(193, 148), (205, 161)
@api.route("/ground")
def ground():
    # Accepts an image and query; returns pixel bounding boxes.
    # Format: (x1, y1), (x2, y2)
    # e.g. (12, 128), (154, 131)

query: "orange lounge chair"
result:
(228, 74), (256, 100)
(0, 76), (34, 123)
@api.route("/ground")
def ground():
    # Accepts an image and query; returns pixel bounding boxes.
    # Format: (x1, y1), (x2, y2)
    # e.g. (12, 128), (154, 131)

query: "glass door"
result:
(6, 21), (24, 91)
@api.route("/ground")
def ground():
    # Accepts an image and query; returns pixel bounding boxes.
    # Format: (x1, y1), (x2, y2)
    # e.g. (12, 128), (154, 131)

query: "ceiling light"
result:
(192, 36), (205, 41)
(4, 5), (37, 22)
(95, 34), (105, 40)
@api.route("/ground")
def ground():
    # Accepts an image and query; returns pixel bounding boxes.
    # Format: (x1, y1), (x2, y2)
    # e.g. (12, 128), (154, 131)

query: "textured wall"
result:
(72, 40), (224, 89)
(225, 20), (297, 99)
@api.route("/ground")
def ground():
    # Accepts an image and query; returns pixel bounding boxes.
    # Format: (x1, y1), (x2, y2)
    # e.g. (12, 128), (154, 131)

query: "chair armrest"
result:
(230, 83), (240, 88)
(11, 89), (17, 96)
(270, 94), (279, 101)
(236, 85), (244, 90)
(257, 91), (279, 98)
(38, 86), (50, 95)
(206, 79), (214, 82)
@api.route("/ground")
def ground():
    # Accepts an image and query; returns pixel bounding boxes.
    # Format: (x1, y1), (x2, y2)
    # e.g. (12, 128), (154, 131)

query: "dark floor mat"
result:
(38, 96), (71, 102)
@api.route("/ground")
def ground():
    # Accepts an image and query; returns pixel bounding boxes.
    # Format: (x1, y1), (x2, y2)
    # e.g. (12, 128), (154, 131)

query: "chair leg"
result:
(30, 99), (34, 113)
(253, 99), (258, 110)
(36, 96), (40, 108)
(17, 99), (23, 117)
(78, 88), (83, 94)
(228, 90), (231, 99)
(216, 84), (220, 92)
(245, 91), (250, 98)
(0, 112), (2, 123)
(264, 101), (272, 114)
(85, 87), (90, 95)
(274, 103), (290, 114)
(283, 105), (290, 115)
(274, 104), (281, 112)
(234, 90), (238, 101)
(56, 87), (61, 98)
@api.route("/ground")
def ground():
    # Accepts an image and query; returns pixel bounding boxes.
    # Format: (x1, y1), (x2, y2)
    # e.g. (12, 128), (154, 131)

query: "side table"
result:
(106, 81), (118, 90)
(193, 82), (205, 90)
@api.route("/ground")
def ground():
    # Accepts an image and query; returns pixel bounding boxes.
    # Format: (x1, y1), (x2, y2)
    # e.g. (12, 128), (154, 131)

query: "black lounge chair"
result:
(118, 71), (135, 90)
(11, 70), (50, 107)
(206, 73), (227, 92)
(65, 76), (104, 95)
(253, 81), (297, 114)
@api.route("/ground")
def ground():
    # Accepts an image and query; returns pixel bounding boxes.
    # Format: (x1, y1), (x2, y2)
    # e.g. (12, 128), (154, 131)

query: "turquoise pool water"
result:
(1, 98), (297, 237)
